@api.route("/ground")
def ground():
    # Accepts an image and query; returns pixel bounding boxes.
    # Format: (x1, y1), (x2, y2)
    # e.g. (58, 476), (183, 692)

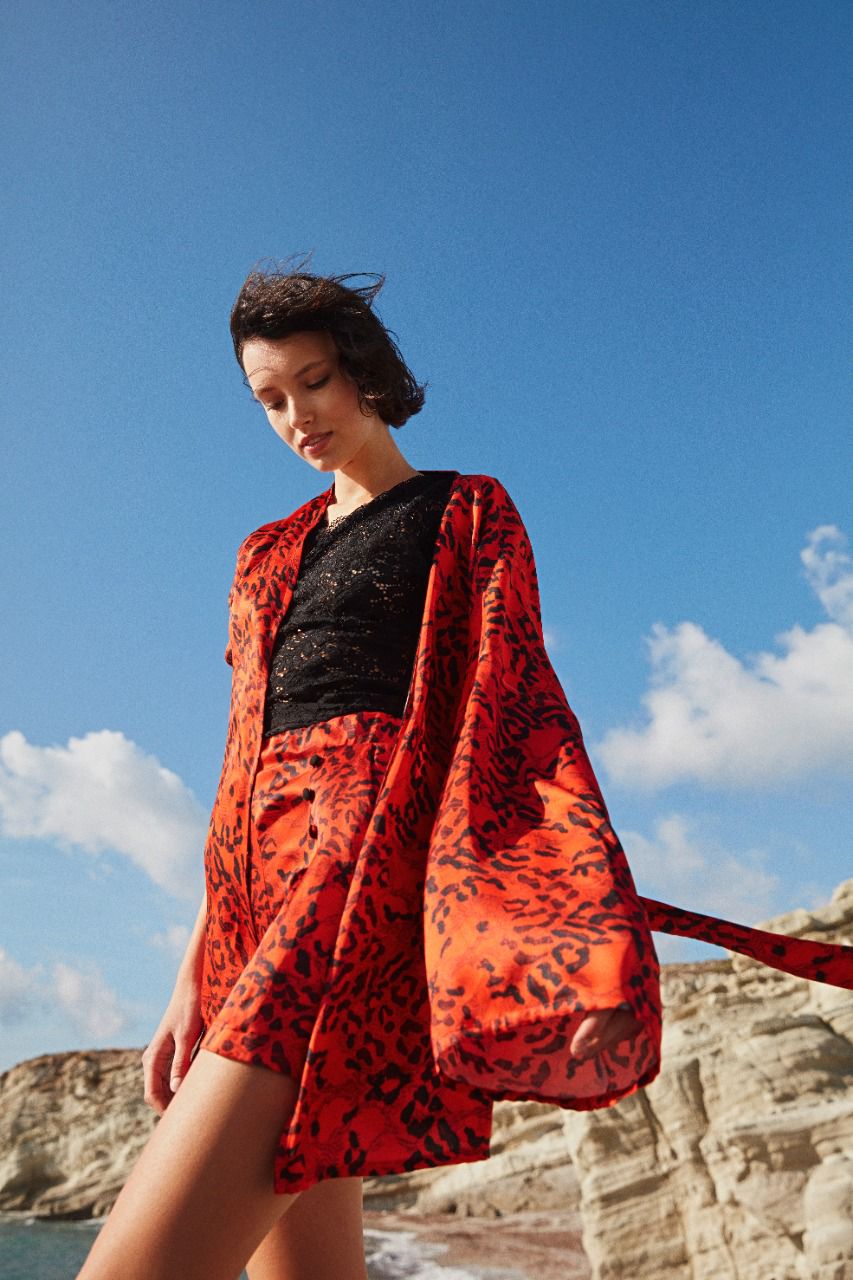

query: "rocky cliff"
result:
(2, 881), (851, 1279)
(0, 1047), (155, 1219)
(563, 880), (853, 1280)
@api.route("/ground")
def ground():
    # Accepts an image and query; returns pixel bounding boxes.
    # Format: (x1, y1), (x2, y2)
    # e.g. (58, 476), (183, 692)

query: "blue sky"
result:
(1, 0), (851, 1073)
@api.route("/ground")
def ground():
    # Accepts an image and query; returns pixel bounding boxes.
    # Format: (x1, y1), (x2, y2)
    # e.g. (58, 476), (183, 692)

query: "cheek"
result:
(269, 421), (293, 447)
(267, 412), (289, 435)
(334, 383), (367, 421)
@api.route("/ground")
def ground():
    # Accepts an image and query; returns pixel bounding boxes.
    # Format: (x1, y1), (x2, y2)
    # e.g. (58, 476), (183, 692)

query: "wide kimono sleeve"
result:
(423, 476), (663, 1110)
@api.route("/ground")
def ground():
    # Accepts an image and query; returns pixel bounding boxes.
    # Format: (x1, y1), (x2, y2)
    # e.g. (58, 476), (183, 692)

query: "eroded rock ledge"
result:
(2, 881), (851, 1280)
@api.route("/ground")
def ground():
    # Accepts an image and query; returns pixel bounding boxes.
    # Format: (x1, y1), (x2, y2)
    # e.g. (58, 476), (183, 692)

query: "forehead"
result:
(242, 330), (336, 384)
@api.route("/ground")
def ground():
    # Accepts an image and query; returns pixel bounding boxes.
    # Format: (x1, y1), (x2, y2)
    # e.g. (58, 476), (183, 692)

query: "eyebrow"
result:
(245, 359), (328, 398)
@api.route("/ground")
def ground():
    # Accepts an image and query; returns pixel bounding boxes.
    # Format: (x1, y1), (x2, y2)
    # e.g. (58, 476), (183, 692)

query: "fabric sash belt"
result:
(641, 896), (853, 988)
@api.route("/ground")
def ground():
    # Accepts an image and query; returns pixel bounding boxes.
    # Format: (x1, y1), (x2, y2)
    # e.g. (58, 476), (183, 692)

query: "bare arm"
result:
(175, 891), (207, 989)
(140, 891), (208, 1114)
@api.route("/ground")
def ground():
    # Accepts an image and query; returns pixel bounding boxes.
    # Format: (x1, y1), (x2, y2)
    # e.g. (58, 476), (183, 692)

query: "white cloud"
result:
(0, 729), (206, 899)
(801, 524), (853, 629)
(597, 526), (853, 789)
(52, 960), (127, 1040)
(623, 812), (783, 931)
(0, 946), (41, 1025)
(0, 947), (128, 1042)
(150, 924), (191, 960)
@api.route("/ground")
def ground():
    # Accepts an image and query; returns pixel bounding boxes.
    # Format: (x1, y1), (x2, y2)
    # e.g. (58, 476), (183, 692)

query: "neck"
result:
(329, 438), (421, 509)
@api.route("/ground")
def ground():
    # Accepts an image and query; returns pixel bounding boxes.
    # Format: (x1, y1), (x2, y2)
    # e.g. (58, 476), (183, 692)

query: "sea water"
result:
(0, 1215), (482, 1279)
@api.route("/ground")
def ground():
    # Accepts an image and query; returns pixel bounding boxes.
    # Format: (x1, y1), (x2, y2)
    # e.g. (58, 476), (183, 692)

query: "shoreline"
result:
(0, 1207), (591, 1280)
(363, 1207), (591, 1279)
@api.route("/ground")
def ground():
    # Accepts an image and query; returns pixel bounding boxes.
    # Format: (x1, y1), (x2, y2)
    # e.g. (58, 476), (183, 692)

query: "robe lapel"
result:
(202, 485), (335, 986)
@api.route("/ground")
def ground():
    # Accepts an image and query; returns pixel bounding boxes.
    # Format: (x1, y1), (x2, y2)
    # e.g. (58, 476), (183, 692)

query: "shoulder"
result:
(232, 487), (331, 571)
(451, 472), (517, 507)
(453, 472), (527, 525)
(435, 475), (533, 571)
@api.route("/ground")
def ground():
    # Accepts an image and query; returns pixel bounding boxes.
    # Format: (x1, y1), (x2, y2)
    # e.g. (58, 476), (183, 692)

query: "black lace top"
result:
(262, 470), (459, 736)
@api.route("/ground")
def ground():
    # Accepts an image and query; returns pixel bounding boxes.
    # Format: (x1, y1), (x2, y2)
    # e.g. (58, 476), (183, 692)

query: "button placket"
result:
(306, 754), (322, 840)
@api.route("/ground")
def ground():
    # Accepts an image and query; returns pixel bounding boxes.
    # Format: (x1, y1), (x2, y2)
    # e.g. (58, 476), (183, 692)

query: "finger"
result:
(570, 1009), (614, 1059)
(169, 1037), (196, 1093)
(142, 1038), (177, 1112)
(143, 1070), (169, 1115)
(571, 1007), (639, 1059)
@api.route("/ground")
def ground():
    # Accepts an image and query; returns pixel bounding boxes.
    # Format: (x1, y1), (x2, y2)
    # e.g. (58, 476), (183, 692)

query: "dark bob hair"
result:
(230, 254), (426, 428)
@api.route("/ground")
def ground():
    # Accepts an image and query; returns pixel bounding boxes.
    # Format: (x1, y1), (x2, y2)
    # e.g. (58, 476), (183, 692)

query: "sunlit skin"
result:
(241, 330), (421, 515)
(77, 328), (639, 1278)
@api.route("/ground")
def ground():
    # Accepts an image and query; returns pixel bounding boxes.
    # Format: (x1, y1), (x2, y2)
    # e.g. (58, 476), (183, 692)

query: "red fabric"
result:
(199, 471), (853, 1193)
(200, 711), (405, 1072)
(643, 898), (853, 987)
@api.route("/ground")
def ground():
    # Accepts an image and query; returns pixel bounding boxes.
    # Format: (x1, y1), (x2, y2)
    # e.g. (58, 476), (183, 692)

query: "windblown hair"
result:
(230, 254), (426, 427)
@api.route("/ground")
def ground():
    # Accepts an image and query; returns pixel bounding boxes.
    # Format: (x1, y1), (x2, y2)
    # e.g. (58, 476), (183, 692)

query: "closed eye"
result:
(259, 374), (330, 413)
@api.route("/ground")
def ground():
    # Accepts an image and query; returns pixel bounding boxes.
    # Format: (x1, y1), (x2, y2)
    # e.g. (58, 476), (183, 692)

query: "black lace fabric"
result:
(263, 470), (458, 736)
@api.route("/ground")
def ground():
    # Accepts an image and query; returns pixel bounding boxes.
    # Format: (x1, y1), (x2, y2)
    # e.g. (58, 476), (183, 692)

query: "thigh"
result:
(246, 1176), (368, 1280)
(77, 1050), (303, 1280)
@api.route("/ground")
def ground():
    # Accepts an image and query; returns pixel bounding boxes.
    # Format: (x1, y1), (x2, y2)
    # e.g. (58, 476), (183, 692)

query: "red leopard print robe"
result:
(200, 470), (853, 1183)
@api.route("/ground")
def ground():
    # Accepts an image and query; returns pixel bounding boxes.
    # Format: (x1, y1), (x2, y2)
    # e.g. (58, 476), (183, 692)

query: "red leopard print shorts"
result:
(193, 710), (494, 1193)
(198, 711), (403, 1079)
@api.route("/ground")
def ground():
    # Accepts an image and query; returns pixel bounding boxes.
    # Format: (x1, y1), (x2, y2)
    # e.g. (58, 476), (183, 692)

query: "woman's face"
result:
(241, 330), (384, 473)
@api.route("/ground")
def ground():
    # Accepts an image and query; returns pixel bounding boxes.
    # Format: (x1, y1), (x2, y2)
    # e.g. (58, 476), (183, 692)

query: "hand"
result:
(140, 982), (204, 1115)
(570, 1006), (641, 1061)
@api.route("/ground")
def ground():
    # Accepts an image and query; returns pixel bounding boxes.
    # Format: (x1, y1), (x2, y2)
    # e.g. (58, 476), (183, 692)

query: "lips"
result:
(300, 432), (332, 450)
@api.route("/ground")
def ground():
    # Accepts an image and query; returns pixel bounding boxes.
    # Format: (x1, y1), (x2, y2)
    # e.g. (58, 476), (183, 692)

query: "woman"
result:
(78, 264), (851, 1280)
(74, 262), (650, 1280)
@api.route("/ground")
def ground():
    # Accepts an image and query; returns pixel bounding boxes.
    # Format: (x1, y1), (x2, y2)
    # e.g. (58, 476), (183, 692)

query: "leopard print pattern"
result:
(197, 472), (852, 1196)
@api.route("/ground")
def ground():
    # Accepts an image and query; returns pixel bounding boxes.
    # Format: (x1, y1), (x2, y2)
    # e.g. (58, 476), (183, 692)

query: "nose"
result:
(288, 394), (314, 430)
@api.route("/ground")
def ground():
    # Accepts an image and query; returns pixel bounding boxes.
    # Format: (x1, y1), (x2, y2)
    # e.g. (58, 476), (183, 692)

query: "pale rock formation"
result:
(0, 1047), (154, 1218)
(363, 1099), (581, 1216)
(563, 878), (853, 1280)
(1, 880), (851, 1280)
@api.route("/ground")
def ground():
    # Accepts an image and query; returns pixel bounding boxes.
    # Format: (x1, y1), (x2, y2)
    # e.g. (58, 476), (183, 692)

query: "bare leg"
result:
(76, 1049), (303, 1280)
(246, 1176), (368, 1280)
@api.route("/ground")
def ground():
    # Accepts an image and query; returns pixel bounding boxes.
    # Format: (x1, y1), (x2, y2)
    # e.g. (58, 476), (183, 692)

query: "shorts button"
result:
(302, 786), (315, 801)
(309, 753), (323, 766)
(308, 822), (319, 839)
